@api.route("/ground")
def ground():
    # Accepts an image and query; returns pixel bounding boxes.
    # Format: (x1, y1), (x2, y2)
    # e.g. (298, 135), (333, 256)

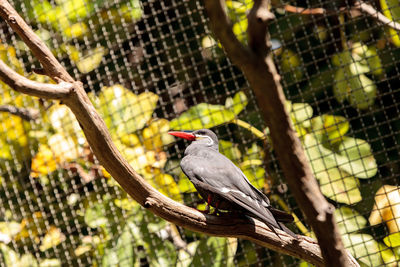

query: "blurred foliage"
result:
(0, 0), (400, 266)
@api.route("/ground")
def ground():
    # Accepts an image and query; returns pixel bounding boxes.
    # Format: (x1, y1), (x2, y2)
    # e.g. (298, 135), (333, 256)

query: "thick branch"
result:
(0, 0), (334, 265)
(0, 0), (73, 82)
(0, 104), (38, 121)
(203, 0), (358, 266)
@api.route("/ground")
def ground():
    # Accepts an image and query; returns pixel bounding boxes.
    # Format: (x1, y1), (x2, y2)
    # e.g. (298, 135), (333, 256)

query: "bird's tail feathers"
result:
(269, 207), (294, 223)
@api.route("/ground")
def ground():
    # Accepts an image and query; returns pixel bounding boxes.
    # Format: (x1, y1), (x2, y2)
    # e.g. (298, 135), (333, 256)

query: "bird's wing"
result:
(181, 154), (281, 229)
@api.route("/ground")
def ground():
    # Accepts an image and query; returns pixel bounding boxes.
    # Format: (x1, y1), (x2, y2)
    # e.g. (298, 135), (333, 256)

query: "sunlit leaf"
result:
(31, 145), (58, 178)
(242, 166), (265, 190)
(64, 22), (89, 39)
(84, 203), (108, 228)
(311, 115), (349, 143)
(170, 103), (235, 130)
(289, 102), (313, 123)
(333, 68), (348, 103)
(102, 222), (137, 267)
(334, 207), (367, 235)
(352, 43), (383, 76)
(384, 233), (400, 248)
(92, 85), (159, 135)
(76, 47), (107, 74)
(0, 221), (21, 244)
(342, 233), (382, 266)
(303, 134), (362, 204)
(281, 49), (303, 80)
(380, 0), (400, 47)
(178, 172), (197, 193)
(114, 197), (139, 211)
(337, 137), (377, 179)
(219, 140), (241, 164)
(369, 185), (400, 234)
(191, 237), (231, 266)
(74, 245), (92, 257)
(39, 259), (61, 267)
(55, 0), (93, 21)
(177, 241), (199, 267)
(152, 172), (183, 202)
(142, 119), (174, 151)
(378, 242), (398, 266)
(39, 226), (66, 252)
(225, 91), (248, 115)
(318, 168), (361, 205)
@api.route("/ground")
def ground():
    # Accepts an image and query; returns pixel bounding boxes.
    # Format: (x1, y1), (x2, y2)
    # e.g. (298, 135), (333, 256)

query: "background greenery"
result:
(0, 0), (399, 266)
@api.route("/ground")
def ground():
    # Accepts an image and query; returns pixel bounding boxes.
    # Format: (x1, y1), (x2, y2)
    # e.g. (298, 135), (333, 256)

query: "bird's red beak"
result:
(168, 131), (196, 141)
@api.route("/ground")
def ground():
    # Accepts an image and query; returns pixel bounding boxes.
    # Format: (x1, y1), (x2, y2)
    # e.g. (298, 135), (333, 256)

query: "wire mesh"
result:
(0, 0), (399, 266)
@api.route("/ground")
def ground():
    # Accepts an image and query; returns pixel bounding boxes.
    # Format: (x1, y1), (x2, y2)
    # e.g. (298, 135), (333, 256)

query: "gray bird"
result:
(169, 129), (295, 237)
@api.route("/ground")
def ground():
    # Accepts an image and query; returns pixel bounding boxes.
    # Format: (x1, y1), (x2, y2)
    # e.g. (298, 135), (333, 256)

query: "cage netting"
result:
(0, 0), (399, 266)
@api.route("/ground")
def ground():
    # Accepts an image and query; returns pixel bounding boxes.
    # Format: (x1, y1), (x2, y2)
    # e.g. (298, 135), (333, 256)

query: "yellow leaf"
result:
(76, 47), (107, 74)
(39, 226), (66, 252)
(31, 145), (58, 178)
(369, 185), (400, 233)
(142, 119), (174, 151)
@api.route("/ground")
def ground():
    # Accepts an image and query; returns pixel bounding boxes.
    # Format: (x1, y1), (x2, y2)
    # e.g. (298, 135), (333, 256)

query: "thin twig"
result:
(0, 0), (333, 265)
(281, 1), (400, 31)
(356, 1), (400, 31)
(0, 104), (39, 121)
(284, 5), (325, 15)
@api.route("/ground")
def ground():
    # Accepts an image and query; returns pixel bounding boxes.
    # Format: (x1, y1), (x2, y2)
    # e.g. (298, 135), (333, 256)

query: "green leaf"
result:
(219, 140), (241, 164)
(290, 102), (313, 123)
(352, 43), (383, 76)
(192, 237), (232, 267)
(311, 115), (349, 143)
(380, 0), (400, 47)
(242, 166), (265, 190)
(348, 74), (377, 110)
(225, 91), (248, 115)
(170, 103), (235, 130)
(178, 172), (197, 193)
(337, 137), (377, 179)
(334, 68), (348, 103)
(84, 203), (108, 228)
(318, 168), (361, 205)
(102, 221), (138, 267)
(177, 241), (200, 267)
(384, 232), (400, 248)
(334, 207), (367, 235)
(92, 85), (159, 134)
(303, 134), (362, 204)
(342, 234), (382, 266)
(76, 47), (107, 74)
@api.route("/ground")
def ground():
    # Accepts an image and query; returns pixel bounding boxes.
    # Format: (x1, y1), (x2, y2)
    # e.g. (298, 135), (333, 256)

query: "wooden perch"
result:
(0, 0), (358, 266)
(203, 0), (358, 266)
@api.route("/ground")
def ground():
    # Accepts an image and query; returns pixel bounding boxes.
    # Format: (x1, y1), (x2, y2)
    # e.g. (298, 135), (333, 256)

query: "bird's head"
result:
(168, 129), (219, 148)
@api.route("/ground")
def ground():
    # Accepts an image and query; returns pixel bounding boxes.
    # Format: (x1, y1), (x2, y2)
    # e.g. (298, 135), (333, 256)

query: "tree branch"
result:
(0, 61), (72, 99)
(0, 0), (336, 265)
(203, 0), (358, 266)
(0, 104), (39, 121)
(280, 1), (400, 31)
(0, 0), (74, 82)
